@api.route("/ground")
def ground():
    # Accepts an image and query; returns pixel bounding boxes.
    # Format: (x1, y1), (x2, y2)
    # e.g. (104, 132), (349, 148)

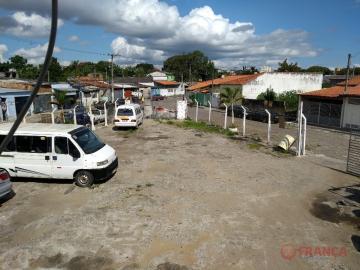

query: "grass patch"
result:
(247, 143), (263, 150)
(159, 119), (236, 137)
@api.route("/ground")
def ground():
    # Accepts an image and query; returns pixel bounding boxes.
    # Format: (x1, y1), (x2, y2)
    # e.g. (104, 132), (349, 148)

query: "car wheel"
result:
(74, 170), (94, 187)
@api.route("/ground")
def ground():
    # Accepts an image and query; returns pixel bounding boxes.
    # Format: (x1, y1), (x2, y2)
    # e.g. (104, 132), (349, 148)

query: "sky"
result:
(0, 0), (359, 69)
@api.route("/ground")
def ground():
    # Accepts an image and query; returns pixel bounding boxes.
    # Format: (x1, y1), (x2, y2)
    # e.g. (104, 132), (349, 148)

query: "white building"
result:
(242, 72), (323, 99)
(148, 71), (167, 81)
(189, 72), (323, 100)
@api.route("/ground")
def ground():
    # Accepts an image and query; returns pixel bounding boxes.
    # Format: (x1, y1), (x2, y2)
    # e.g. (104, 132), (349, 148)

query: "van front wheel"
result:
(74, 170), (94, 187)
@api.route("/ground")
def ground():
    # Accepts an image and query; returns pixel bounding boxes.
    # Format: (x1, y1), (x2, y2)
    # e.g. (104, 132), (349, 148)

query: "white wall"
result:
(342, 97), (360, 129)
(242, 72), (323, 99)
(159, 84), (184, 97)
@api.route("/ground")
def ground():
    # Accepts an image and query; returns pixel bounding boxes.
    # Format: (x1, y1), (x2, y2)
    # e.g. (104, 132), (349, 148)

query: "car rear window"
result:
(117, 108), (134, 116)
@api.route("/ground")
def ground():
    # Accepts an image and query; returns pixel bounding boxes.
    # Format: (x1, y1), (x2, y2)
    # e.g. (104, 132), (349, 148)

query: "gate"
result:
(347, 131), (360, 176)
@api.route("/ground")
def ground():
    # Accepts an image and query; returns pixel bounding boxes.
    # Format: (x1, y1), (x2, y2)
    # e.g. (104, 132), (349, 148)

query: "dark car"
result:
(227, 105), (249, 118)
(65, 106), (91, 125)
(284, 110), (298, 122)
(151, 95), (164, 101)
(247, 110), (280, 123)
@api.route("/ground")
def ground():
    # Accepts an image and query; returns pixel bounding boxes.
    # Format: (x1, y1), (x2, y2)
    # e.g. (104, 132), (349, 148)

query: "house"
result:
(148, 71), (167, 81)
(114, 77), (154, 99)
(300, 76), (360, 129)
(189, 72), (323, 100)
(152, 81), (184, 97)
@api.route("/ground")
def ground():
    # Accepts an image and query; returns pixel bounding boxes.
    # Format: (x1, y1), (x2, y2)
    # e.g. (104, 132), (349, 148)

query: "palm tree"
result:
(220, 87), (243, 125)
(52, 90), (68, 123)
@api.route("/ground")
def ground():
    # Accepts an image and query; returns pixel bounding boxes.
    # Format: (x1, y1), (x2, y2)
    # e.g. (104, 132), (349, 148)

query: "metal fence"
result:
(303, 100), (342, 128)
(347, 131), (360, 176)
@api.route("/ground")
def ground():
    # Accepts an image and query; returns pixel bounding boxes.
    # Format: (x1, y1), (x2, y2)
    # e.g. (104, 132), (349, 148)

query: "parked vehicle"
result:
(91, 109), (105, 123)
(114, 103), (143, 128)
(284, 110), (298, 122)
(0, 123), (118, 187)
(65, 106), (91, 126)
(247, 110), (280, 123)
(0, 169), (12, 200)
(151, 95), (164, 101)
(227, 105), (249, 118)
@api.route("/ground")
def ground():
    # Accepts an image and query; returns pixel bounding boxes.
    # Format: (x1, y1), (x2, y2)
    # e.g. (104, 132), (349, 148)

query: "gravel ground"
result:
(0, 119), (359, 270)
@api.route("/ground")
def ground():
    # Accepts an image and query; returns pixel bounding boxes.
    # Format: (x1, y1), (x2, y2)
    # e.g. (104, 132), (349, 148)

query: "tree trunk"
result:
(231, 103), (234, 124)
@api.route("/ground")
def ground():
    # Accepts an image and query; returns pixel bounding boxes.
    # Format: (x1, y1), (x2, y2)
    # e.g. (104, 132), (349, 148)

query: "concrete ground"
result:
(0, 119), (359, 270)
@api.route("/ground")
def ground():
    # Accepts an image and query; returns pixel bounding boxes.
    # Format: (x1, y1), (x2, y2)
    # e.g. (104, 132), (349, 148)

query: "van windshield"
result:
(70, 128), (105, 154)
(117, 108), (134, 116)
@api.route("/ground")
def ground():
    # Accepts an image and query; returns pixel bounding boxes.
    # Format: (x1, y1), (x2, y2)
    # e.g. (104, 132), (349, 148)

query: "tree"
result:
(163, 50), (217, 81)
(306, 66), (333, 75)
(135, 63), (154, 75)
(277, 58), (302, 72)
(41, 57), (64, 81)
(9, 55), (27, 71)
(257, 87), (277, 107)
(52, 90), (69, 123)
(278, 90), (299, 111)
(220, 87), (243, 125)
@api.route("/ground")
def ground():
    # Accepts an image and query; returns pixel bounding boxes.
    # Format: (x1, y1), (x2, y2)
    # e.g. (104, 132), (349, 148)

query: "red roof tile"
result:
(337, 76), (360, 87)
(301, 85), (360, 98)
(189, 74), (261, 91)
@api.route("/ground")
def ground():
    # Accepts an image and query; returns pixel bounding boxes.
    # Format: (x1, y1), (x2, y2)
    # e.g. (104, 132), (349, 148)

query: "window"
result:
(117, 108), (134, 116)
(71, 127), (104, 154)
(55, 137), (68, 154)
(68, 140), (80, 157)
(0, 135), (15, 152)
(31, 136), (50, 153)
(16, 136), (32, 152)
(15, 136), (50, 153)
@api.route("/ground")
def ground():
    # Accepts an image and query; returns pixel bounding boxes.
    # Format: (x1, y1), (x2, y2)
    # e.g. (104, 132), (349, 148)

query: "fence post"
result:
(51, 108), (57, 124)
(73, 105), (78, 125)
(114, 98), (119, 111)
(265, 109), (271, 144)
(301, 113), (307, 155)
(195, 99), (199, 122)
(104, 101), (108, 126)
(223, 104), (228, 129)
(208, 100), (212, 124)
(241, 105), (246, 137)
(297, 101), (303, 156)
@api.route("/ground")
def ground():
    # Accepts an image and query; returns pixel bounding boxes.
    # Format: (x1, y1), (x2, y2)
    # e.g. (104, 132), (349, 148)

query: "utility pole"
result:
(344, 53), (351, 94)
(109, 53), (121, 102)
(48, 70), (50, 82)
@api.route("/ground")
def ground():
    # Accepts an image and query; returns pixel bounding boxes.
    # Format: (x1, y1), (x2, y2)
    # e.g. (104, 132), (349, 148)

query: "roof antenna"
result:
(0, 0), (58, 154)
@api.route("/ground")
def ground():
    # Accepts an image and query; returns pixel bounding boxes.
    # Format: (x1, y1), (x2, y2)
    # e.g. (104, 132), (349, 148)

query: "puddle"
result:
(351, 235), (360, 252)
(157, 262), (190, 270)
(141, 135), (170, 141)
(30, 253), (114, 270)
(310, 196), (360, 227)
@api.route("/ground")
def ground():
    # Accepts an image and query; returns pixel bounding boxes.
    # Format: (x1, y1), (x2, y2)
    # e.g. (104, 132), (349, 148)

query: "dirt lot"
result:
(0, 120), (359, 269)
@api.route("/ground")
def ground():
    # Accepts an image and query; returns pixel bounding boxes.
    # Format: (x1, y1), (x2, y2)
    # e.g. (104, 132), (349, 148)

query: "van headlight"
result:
(97, 159), (108, 166)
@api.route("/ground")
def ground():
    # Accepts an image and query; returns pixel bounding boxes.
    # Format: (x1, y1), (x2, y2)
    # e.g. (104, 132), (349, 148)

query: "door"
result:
(52, 136), (84, 179)
(14, 135), (53, 178)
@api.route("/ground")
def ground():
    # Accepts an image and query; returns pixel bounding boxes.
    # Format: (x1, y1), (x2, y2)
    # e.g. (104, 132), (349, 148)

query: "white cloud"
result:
(0, 0), (318, 68)
(68, 35), (80, 42)
(111, 37), (166, 64)
(0, 44), (8, 62)
(14, 43), (60, 65)
(60, 60), (71, 66)
(0, 11), (63, 38)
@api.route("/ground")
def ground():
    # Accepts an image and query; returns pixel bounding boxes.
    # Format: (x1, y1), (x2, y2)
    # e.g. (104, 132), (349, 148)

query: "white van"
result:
(114, 103), (143, 128)
(0, 123), (118, 187)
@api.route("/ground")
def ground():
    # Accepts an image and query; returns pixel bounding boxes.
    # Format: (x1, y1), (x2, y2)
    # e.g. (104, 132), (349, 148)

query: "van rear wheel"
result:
(74, 170), (94, 187)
